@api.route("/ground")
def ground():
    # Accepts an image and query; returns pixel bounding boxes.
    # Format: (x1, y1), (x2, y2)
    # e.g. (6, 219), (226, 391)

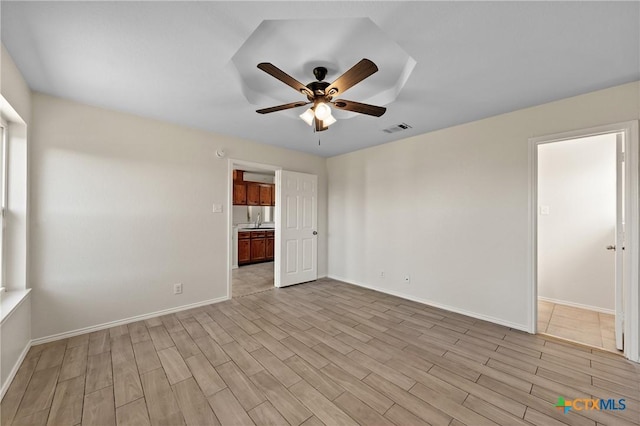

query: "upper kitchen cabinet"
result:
(259, 184), (272, 206)
(232, 170), (276, 206)
(233, 183), (247, 205)
(246, 183), (260, 206)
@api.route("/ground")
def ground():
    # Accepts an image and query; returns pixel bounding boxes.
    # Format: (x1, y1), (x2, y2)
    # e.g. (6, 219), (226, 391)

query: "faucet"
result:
(255, 212), (262, 229)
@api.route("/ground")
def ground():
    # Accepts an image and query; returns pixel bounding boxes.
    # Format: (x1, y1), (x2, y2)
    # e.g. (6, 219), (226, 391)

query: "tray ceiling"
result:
(2, 1), (638, 157)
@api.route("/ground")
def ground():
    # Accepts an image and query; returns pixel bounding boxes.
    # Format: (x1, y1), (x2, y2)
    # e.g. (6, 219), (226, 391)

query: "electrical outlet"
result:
(173, 283), (183, 294)
(404, 275), (411, 283)
(380, 271), (385, 278)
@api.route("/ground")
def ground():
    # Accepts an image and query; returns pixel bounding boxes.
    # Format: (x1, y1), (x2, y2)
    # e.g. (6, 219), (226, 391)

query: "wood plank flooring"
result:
(3, 278), (639, 426)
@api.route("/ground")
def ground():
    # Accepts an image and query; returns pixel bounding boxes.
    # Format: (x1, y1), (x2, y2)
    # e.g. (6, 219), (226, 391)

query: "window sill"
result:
(1, 289), (31, 325)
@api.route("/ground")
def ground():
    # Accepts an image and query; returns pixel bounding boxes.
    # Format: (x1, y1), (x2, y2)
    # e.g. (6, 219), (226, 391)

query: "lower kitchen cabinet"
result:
(250, 234), (266, 261)
(238, 230), (275, 265)
(266, 236), (274, 260)
(238, 231), (251, 265)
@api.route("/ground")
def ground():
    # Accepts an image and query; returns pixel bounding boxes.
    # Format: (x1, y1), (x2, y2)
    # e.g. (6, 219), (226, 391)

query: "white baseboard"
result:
(31, 296), (229, 346)
(328, 275), (529, 333)
(1, 340), (31, 399)
(538, 296), (615, 315)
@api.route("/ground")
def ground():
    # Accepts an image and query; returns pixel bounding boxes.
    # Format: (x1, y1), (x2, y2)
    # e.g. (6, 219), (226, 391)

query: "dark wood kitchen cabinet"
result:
(232, 169), (276, 206)
(246, 183), (260, 206)
(233, 183), (247, 205)
(238, 230), (274, 265)
(238, 231), (251, 264)
(266, 230), (274, 260)
(259, 184), (272, 206)
(250, 231), (266, 261)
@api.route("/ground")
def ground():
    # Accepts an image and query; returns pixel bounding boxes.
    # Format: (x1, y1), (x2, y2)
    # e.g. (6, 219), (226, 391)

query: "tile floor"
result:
(232, 261), (274, 298)
(538, 300), (619, 352)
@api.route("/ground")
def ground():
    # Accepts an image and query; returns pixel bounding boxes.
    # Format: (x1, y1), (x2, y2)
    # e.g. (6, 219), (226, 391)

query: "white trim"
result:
(0, 289), (31, 325)
(625, 121), (640, 363)
(31, 296), (228, 345)
(528, 120), (640, 363)
(538, 296), (615, 315)
(1, 339), (30, 399)
(328, 275), (529, 332)
(528, 135), (537, 334)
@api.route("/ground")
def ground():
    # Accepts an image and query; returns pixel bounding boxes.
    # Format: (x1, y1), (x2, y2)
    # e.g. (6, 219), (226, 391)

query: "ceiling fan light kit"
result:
(299, 108), (315, 126)
(313, 102), (331, 120)
(256, 59), (387, 132)
(323, 114), (337, 127)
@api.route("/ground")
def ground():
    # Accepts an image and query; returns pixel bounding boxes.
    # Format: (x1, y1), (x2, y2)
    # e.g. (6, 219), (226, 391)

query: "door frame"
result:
(226, 159), (281, 299)
(528, 121), (639, 362)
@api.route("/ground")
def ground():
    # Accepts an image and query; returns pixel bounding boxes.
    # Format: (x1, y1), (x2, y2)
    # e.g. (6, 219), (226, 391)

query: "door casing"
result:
(528, 121), (639, 362)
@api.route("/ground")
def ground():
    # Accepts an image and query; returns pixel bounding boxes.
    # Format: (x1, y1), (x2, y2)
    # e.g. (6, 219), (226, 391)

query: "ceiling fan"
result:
(256, 59), (386, 132)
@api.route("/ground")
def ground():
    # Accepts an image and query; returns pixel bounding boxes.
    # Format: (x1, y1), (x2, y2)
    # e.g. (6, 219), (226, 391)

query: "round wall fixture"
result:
(215, 149), (226, 158)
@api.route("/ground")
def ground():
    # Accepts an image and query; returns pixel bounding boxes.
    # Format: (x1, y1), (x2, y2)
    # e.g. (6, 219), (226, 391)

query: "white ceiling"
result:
(2, 1), (638, 157)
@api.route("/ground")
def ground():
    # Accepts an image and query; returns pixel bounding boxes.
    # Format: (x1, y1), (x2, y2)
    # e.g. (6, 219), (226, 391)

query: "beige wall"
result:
(327, 81), (639, 331)
(30, 93), (327, 339)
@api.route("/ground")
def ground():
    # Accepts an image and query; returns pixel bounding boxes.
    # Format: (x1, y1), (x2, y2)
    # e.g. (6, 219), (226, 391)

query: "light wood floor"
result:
(538, 300), (618, 352)
(232, 262), (274, 298)
(3, 279), (639, 426)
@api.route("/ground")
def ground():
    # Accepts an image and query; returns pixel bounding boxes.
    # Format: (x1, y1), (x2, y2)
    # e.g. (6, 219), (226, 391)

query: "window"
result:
(0, 119), (6, 292)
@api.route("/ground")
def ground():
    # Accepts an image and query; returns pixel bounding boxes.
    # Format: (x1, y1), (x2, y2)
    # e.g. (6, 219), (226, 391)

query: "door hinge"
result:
(619, 152), (626, 162)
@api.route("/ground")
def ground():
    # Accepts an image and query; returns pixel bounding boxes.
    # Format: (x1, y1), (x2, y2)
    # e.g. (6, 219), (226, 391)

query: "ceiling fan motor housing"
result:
(313, 66), (328, 81)
(305, 67), (333, 99)
(306, 81), (331, 98)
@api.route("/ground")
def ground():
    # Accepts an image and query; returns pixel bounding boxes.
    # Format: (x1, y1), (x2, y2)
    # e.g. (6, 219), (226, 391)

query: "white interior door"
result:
(275, 170), (317, 287)
(615, 133), (624, 350)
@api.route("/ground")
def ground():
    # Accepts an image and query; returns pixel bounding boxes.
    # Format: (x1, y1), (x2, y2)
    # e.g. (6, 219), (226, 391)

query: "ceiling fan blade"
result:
(332, 99), (386, 117)
(325, 59), (378, 97)
(315, 119), (328, 132)
(256, 101), (310, 114)
(257, 63), (314, 97)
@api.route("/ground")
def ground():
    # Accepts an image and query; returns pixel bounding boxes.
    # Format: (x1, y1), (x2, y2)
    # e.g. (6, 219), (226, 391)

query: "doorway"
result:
(537, 133), (618, 351)
(529, 121), (639, 362)
(229, 161), (280, 298)
(226, 160), (320, 299)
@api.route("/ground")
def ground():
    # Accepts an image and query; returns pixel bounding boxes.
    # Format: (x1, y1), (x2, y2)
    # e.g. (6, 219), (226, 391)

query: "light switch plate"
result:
(213, 204), (223, 213)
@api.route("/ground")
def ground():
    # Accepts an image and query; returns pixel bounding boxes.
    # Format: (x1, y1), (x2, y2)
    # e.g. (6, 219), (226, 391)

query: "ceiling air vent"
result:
(383, 123), (412, 134)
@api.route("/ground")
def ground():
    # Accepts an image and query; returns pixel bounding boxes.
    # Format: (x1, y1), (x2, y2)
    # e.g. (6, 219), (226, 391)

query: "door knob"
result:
(606, 245), (616, 250)
(312, 231), (318, 235)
